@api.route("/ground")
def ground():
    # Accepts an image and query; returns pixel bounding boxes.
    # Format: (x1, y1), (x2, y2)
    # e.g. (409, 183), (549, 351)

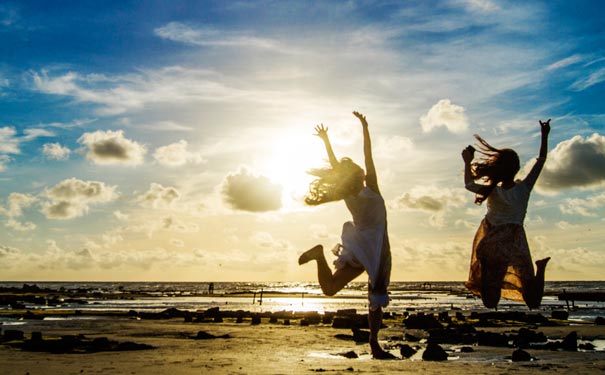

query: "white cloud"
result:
(136, 183), (180, 208)
(570, 68), (605, 91)
(420, 99), (469, 133)
(547, 54), (584, 71)
(78, 129), (146, 166)
(43, 142), (71, 160)
(391, 186), (468, 228)
(1, 193), (37, 232)
(0, 126), (20, 154)
(153, 140), (205, 167)
(536, 133), (605, 191)
(41, 178), (119, 220)
(559, 193), (605, 217)
(221, 166), (282, 212)
(250, 231), (292, 252)
(154, 22), (282, 51)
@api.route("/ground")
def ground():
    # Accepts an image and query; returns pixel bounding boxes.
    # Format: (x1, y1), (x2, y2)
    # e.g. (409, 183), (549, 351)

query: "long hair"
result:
(305, 157), (365, 205)
(471, 135), (520, 204)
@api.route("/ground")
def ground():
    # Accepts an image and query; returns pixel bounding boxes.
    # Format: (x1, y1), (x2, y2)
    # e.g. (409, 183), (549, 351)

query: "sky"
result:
(1, 0), (604, 282)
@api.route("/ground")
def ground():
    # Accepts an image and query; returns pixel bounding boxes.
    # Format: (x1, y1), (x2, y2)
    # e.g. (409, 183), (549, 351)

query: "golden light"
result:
(262, 131), (326, 210)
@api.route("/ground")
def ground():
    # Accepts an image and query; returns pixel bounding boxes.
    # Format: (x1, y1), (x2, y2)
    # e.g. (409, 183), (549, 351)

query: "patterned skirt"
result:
(464, 218), (535, 302)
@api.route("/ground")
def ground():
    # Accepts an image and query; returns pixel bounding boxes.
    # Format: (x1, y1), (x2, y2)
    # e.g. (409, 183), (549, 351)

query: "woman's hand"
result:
(462, 145), (475, 163)
(314, 124), (329, 141)
(353, 111), (368, 127)
(539, 119), (551, 137)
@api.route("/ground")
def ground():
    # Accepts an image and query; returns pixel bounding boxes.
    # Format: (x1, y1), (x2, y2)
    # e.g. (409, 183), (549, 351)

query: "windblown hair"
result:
(471, 135), (520, 205)
(305, 157), (365, 205)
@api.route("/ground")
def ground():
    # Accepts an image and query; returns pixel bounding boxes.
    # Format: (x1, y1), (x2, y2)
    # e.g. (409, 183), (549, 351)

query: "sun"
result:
(262, 132), (326, 209)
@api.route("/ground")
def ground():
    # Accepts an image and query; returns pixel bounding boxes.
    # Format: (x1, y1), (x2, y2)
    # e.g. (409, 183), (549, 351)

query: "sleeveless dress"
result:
(465, 157), (545, 302)
(333, 186), (391, 310)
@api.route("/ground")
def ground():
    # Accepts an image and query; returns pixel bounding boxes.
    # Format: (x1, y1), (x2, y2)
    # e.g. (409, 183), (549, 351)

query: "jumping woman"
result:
(298, 111), (393, 359)
(462, 119), (551, 309)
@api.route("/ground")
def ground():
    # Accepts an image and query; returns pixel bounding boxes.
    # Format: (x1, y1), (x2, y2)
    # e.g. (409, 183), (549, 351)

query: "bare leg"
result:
(479, 257), (504, 309)
(298, 245), (363, 296)
(368, 307), (396, 359)
(524, 257), (550, 309)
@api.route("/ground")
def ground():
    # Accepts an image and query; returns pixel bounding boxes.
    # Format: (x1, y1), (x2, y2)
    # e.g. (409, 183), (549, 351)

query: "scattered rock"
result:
(3, 330), (25, 341)
(422, 343), (448, 361)
(404, 333), (421, 342)
(595, 317), (605, 325)
(404, 314), (443, 330)
(561, 331), (577, 351)
(459, 346), (474, 353)
(477, 331), (509, 347)
(352, 328), (370, 343)
(551, 310), (569, 320)
(579, 342), (596, 351)
(338, 351), (358, 359)
(511, 349), (532, 362)
(194, 331), (230, 340)
(399, 344), (417, 358)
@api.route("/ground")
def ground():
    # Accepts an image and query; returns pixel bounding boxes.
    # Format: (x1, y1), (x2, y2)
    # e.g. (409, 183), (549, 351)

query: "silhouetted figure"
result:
(298, 111), (394, 359)
(208, 282), (214, 295)
(462, 119), (552, 309)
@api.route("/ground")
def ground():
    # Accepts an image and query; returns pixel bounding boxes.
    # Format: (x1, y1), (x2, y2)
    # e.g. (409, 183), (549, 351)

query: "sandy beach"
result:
(2, 306), (605, 375)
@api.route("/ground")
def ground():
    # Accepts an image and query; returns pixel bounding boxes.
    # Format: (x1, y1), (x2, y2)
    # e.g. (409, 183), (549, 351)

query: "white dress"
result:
(334, 186), (390, 309)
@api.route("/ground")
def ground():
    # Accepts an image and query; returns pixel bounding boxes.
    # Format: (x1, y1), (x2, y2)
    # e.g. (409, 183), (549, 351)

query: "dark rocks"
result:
(477, 331), (510, 347)
(551, 310), (569, 320)
(422, 343), (448, 361)
(595, 316), (605, 325)
(427, 325), (477, 345)
(193, 331), (230, 340)
(352, 328), (370, 343)
(399, 344), (417, 358)
(2, 329), (24, 341)
(404, 313), (443, 330)
(338, 350), (358, 359)
(404, 333), (421, 342)
(11, 334), (154, 353)
(561, 331), (577, 351)
(579, 342), (596, 351)
(459, 346), (474, 353)
(251, 315), (261, 325)
(511, 349), (532, 362)
(513, 328), (547, 348)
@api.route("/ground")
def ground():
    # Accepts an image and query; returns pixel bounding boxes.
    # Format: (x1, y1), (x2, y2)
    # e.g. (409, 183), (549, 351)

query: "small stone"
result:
(511, 349), (531, 362)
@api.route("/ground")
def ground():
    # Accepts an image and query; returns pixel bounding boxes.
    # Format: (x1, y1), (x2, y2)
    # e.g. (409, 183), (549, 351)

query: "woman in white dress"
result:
(462, 119), (551, 309)
(298, 111), (393, 359)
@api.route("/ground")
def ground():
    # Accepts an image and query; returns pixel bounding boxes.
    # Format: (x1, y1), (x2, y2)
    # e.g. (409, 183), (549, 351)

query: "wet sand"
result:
(2, 309), (605, 375)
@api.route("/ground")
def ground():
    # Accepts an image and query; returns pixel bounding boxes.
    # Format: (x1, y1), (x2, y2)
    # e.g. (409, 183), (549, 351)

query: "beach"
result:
(2, 298), (605, 374)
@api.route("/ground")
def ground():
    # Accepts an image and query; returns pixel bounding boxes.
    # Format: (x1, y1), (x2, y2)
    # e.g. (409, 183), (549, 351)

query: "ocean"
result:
(1, 281), (604, 324)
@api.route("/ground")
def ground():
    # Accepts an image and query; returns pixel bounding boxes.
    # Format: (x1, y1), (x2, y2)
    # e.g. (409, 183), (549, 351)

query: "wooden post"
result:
(259, 288), (263, 306)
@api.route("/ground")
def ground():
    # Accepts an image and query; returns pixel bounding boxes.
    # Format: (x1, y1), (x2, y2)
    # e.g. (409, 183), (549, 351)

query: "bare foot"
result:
(536, 257), (551, 269)
(298, 245), (323, 265)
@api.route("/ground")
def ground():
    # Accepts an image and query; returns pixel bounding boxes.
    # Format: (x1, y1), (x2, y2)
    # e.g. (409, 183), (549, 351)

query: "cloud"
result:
(420, 99), (469, 133)
(136, 183), (180, 208)
(78, 129), (146, 166)
(559, 193), (605, 217)
(0, 126), (21, 154)
(43, 142), (71, 160)
(221, 167), (282, 212)
(547, 54), (584, 71)
(32, 67), (251, 116)
(536, 133), (605, 191)
(1, 193), (37, 231)
(153, 140), (205, 167)
(154, 22), (281, 51)
(570, 68), (605, 91)
(250, 231), (292, 252)
(391, 186), (468, 228)
(41, 178), (119, 220)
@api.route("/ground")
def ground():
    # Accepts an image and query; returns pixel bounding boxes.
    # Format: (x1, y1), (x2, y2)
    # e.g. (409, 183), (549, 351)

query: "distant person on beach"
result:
(462, 119), (552, 309)
(298, 111), (394, 359)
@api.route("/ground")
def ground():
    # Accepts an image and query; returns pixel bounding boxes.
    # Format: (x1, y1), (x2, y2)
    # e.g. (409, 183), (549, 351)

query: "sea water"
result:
(1, 281), (603, 322)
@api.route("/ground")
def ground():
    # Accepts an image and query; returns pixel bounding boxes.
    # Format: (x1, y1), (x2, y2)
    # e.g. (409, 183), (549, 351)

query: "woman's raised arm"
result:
(353, 111), (379, 194)
(314, 124), (339, 168)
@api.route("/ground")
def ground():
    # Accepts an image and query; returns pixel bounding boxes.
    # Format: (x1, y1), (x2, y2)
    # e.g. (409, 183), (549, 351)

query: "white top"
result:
(472, 157), (546, 226)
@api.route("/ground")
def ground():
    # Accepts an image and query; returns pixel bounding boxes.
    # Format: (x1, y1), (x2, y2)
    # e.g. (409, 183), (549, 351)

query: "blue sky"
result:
(1, 0), (604, 281)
